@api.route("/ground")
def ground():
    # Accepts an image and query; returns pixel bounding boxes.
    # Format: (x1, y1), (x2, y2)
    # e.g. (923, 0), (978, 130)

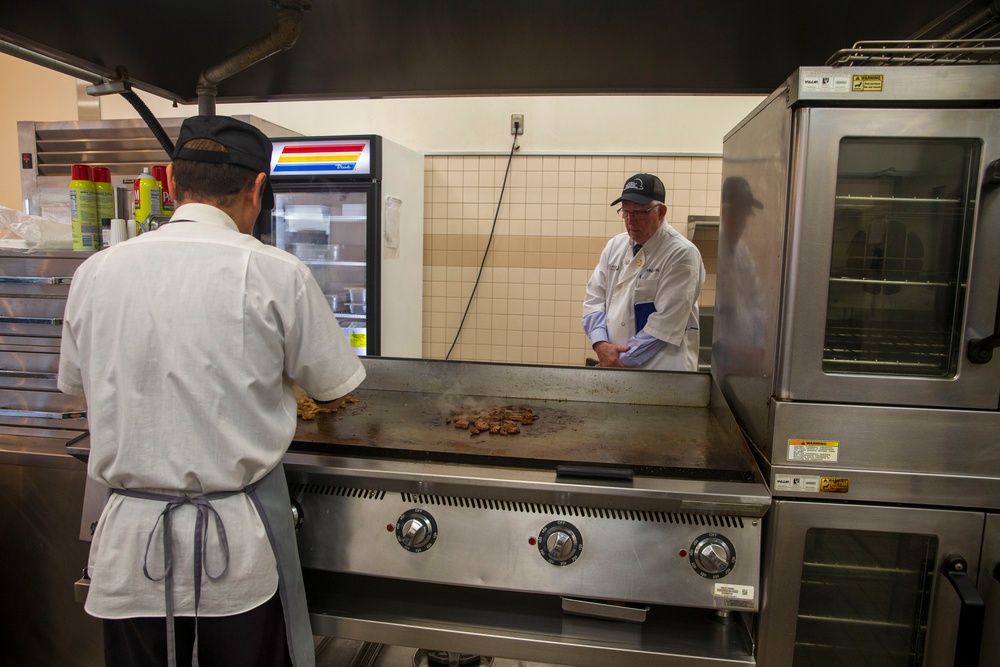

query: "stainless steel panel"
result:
(788, 65), (1000, 104)
(0, 456), (103, 666)
(756, 500), (985, 667)
(713, 87), (791, 453)
(291, 473), (763, 611)
(767, 400), (1000, 508)
(361, 356), (710, 407)
(305, 571), (755, 667)
(18, 117), (297, 208)
(778, 106), (1000, 409)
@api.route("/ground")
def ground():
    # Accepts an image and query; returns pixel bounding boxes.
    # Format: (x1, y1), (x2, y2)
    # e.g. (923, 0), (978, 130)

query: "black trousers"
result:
(102, 591), (293, 667)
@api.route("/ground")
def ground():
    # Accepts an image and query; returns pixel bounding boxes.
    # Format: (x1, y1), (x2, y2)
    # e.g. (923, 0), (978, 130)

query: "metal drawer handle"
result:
(0, 408), (86, 419)
(0, 276), (72, 284)
(0, 317), (64, 325)
(942, 554), (985, 666)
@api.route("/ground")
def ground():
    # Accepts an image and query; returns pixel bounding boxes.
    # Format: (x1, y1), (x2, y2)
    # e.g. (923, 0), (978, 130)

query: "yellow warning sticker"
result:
(820, 477), (850, 493)
(852, 74), (884, 92)
(787, 440), (839, 462)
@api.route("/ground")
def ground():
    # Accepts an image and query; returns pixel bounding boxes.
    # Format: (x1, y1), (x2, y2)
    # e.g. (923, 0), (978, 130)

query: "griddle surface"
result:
(291, 389), (754, 482)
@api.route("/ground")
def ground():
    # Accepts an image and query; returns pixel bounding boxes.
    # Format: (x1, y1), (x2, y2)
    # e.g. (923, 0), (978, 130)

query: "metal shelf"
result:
(827, 39), (1000, 67)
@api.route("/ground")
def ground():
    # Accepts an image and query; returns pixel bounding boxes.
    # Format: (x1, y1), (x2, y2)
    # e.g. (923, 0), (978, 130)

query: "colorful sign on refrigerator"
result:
(270, 138), (372, 176)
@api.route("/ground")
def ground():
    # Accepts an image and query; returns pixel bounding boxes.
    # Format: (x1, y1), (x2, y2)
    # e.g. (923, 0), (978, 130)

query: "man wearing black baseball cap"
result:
(59, 115), (365, 667)
(582, 173), (705, 371)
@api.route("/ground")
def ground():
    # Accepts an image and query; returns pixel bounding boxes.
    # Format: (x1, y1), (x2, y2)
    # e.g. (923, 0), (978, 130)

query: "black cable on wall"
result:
(445, 128), (520, 360)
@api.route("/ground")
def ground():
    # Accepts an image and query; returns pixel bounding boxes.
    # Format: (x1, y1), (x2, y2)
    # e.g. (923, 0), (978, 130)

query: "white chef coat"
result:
(583, 222), (704, 371)
(58, 203), (365, 618)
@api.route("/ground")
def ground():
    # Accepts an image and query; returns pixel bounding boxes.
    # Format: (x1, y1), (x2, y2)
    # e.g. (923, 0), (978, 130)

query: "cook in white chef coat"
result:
(583, 173), (705, 371)
(59, 116), (365, 667)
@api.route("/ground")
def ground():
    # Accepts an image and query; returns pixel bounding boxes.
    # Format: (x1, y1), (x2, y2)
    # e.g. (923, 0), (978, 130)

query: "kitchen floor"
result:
(315, 637), (565, 667)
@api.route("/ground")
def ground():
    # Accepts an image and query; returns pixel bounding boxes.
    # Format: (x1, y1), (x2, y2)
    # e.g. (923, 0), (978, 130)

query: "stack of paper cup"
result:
(109, 218), (128, 246)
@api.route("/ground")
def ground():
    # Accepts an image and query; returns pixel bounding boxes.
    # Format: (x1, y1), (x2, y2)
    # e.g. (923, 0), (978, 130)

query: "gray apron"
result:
(114, 462), (313, 667)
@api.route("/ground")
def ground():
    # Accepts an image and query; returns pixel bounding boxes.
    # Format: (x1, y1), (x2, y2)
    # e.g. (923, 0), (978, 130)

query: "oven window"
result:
(824, 138), (981, 377)
(794, 528), (937, 666)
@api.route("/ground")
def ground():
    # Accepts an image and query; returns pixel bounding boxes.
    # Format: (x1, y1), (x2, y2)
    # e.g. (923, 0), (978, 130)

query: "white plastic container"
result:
(348, 287), (367, 303)
(345, 324), (367, 356)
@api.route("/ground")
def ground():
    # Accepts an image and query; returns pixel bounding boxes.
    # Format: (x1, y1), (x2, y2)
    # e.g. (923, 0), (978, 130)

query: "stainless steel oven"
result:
(756, 501), (1000, 666)
(715, 62), (1000, 506)
(715, 55), (1000, 665)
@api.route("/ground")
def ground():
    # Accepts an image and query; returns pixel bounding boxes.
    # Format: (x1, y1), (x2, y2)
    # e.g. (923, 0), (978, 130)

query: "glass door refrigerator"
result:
(263, 135), (423, 357)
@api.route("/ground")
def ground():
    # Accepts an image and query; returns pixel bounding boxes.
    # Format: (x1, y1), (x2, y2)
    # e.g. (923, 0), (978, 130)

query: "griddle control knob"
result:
(538, 520), (583, 565)
(690, 533), (736, 578)
(395, 509), (438, 553)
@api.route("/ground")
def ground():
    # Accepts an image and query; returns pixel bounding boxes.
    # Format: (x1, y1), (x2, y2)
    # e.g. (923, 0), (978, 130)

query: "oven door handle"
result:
(942, 554), (985, 666)
(968, 159), (1000, 364)
(968, 332), (1000, 364)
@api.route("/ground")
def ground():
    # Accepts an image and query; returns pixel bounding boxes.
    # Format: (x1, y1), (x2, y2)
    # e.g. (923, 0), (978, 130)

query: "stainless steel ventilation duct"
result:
(196, 0), (312, 116)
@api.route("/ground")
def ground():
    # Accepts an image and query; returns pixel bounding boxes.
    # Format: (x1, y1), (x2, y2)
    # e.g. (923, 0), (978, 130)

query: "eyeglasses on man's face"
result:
(617, 205), (660, 220)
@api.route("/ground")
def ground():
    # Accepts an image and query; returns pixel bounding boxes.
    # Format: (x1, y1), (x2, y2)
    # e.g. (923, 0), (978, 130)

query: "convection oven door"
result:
(778, 107), (1000, 409)
(756, 500), (987, 667)
(982, 514), (1000, 666)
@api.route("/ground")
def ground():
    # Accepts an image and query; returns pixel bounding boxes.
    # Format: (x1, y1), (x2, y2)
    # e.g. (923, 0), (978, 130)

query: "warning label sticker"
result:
(852, 74), (884, 92)
(787, 440), (839, 462)
(714, 583), (755, 601)
(774, 474), (821, 493)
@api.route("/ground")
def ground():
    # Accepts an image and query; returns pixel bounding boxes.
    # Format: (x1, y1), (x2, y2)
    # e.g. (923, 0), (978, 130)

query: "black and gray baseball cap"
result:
(172, 115), (274, 209)
(611, 173), (666, 206)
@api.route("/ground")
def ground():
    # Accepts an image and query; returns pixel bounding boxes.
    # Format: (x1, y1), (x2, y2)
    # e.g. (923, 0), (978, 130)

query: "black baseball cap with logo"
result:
(172, 115), (274, 209)
(611, 173), (666, 206)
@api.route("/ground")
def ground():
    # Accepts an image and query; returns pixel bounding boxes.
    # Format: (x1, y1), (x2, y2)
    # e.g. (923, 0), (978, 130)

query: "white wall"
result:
(0, 53), (80, 212)
(99, 93), (763, 155)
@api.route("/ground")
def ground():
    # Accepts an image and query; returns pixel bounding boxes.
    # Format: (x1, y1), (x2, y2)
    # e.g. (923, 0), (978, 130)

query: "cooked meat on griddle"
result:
(446, 405), (535, 436)
(294, 385), (359, 420)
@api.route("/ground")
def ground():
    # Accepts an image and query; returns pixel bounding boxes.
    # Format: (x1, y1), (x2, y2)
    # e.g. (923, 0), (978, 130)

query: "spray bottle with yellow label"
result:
(70, 164), (98, 251)
(133, 167), (161, 232)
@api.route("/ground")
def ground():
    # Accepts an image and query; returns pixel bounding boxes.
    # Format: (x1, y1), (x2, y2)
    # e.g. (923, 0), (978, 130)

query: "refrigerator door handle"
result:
(942, 554), (985, 666)
(967, 159), (1000, 364)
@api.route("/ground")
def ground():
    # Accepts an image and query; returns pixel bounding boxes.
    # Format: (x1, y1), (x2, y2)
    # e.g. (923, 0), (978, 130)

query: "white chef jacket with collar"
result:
(58, 203), (366, 619)
(583, 222), (705, 371)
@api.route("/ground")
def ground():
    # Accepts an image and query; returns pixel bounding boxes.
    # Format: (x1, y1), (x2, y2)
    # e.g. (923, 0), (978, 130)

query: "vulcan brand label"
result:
(787, 439), (839, 462)
(852, 74), (884, 92)
(774, 474), (821, 492)
(801, 72), (851, 92)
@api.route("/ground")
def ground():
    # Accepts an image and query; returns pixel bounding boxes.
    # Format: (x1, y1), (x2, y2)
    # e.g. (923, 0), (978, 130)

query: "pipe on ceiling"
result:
(940, 0), (1000, 38)
(196, 0), (311, 117)
(0, 39), (105, 83)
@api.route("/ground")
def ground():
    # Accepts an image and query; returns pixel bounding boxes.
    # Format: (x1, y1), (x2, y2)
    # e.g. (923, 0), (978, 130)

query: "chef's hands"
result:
(593, 341), (630, 367)
(313, 395), (349, 411)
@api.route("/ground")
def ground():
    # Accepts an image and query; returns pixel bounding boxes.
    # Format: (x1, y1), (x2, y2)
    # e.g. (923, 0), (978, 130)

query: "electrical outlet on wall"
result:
(510, 114), (524, 135)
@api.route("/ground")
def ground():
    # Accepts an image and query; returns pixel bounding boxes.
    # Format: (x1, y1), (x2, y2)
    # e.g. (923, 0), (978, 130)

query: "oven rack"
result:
(826, 39), (1000, 66)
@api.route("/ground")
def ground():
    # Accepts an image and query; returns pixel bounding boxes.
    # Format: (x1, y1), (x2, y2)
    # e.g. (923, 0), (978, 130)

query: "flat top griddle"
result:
(289, 388), (755, 483)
